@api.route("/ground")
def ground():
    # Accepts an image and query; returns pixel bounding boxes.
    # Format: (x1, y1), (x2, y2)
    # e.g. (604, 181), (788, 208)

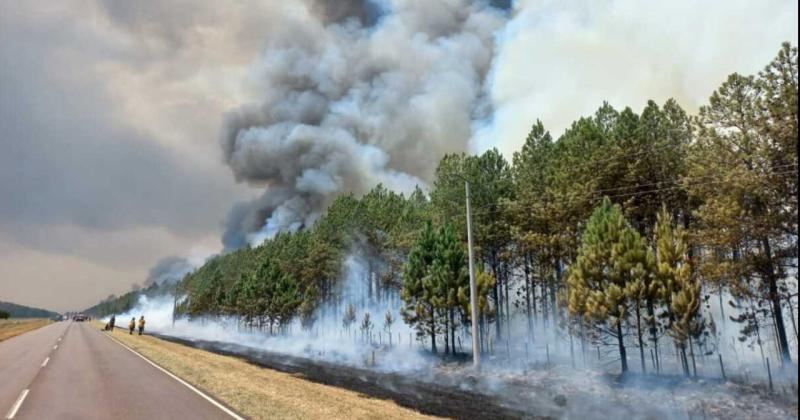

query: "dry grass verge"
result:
(0, 319), (52, 342)
(97, 322), (441, 420)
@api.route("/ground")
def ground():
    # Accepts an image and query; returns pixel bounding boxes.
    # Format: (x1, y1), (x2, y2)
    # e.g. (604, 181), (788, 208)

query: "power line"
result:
(464, 162), (797, 214)
(468, 168), (798, 218)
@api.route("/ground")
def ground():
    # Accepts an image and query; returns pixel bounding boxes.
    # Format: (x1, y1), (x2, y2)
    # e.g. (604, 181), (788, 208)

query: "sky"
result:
(0, 0), (797, 312)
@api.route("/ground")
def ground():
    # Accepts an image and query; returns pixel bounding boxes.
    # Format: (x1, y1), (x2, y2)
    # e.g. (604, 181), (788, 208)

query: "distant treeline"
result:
(84, 282), (169, 318)
(0, 301), (60, 319)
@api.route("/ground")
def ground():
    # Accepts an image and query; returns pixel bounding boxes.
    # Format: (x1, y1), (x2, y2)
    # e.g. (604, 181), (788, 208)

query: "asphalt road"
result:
(0, 321), (238, 420)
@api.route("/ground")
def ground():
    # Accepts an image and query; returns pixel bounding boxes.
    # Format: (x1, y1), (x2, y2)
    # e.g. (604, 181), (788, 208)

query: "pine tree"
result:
(401, 222), (441, 353)
(655, 207), (702, 376)
(689, 43), (797, 365)
(619, 227), (656, 373)
(567, 197), (641, 373)
(431, 223), (469, 355)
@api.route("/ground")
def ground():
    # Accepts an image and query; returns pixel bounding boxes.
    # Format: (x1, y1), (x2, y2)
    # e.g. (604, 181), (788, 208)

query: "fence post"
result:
(718, 354), (726, 381)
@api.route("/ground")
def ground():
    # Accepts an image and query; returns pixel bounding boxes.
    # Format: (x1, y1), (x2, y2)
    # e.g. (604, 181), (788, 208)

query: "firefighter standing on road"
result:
(128, 317), (135, 335)
(138, 316), (145, 335)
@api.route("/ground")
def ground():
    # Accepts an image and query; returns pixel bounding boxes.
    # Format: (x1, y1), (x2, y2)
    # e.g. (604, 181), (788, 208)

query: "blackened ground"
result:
(152, 334), (552, 420)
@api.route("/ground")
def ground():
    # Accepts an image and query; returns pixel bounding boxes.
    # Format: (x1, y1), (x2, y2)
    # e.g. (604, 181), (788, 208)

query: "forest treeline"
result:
(0, 301), (60, 319)
(89, 44), (798, 374)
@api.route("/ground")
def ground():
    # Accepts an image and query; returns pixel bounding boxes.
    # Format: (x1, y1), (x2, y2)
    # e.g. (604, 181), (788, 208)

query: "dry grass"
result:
(0, 318), (52, 342)
(98, 322), (442, 420)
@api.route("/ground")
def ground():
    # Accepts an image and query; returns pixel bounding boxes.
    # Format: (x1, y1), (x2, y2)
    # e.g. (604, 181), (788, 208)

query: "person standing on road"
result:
(129, 317), (135, 335)
(138, 316), (145, 335)
(110, 315), (116, 331)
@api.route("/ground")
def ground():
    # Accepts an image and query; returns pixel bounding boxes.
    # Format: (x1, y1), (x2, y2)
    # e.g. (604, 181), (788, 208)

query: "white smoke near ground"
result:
(114, 246), (799, 378)
(220, 0), (507, 248)
(110, 251), (431, 372)
(109, 253), (798, 419)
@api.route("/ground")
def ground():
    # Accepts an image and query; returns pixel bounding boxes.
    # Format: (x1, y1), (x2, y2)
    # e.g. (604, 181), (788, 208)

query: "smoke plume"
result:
(221, 0), (506, 248)
(144, 256), (195, 287)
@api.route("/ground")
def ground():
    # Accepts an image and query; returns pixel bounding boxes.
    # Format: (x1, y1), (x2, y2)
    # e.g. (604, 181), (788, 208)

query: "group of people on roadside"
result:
(104, 314), (146, 335)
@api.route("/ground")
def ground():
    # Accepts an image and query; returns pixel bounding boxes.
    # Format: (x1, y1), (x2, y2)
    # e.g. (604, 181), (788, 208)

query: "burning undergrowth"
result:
(107, 253), (798, 420)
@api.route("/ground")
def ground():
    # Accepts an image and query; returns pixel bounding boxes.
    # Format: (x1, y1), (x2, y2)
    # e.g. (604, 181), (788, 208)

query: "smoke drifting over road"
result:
(221, 0), (506, 248)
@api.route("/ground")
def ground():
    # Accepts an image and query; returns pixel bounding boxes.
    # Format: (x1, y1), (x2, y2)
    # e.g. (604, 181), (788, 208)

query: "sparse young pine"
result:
(360, 312), (373, 343)
(383, 310), (395, 346)
(343, 302), (357, 332)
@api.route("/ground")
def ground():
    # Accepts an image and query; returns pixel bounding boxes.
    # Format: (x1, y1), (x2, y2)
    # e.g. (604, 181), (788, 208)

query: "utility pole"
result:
(465, 181), (480, 368)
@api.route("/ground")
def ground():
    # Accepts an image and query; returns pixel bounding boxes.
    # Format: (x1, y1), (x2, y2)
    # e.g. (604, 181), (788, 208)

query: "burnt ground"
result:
(152, 334), (553, 419)
(151, 332), (797, 419)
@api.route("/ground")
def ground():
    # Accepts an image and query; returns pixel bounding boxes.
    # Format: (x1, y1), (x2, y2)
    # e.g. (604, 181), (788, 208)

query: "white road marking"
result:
(103, 334), (244, 420)
(53, 345), (57, 350)
(41, 357), (49, 368)
(5, 389), (29, 419)
(57, 337), (61, 342)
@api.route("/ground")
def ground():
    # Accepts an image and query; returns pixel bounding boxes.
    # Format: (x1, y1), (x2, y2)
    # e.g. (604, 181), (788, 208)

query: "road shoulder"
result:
(98, 322), (439, 420)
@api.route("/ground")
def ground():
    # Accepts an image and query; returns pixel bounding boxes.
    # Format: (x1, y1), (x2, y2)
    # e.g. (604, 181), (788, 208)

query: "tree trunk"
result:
(479, 314), (486, 354)
(635, 303), (646, 373)
(492, 259), (502, 340)
(367, 260), (373, 303)
(449, 308), (456, 355)
(787, 295), (799, 342)
(444, 311), (450, 355)
(524, 254), (534, 342)
(541, 271), (549, 327)
(646, 296), (660, 372)
(689, 335), (698, 378)
(430, 312), (437, 354)
(616, 319), (628, 373)
(680, 344), (690, 377)
(504, 264), (511, 337)
(751, 297), (767, 367)
(761, 237), (792, 365)
(532, 259), (539, 331)
(551, 261), (559, 323)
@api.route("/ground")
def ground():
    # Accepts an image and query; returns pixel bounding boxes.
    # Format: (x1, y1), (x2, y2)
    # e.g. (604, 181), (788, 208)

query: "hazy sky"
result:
(0, 0), (797, 312)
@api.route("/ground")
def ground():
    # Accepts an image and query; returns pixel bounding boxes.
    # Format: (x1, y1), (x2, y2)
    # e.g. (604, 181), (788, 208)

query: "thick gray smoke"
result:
(144, 256), (195, 287)
(309, 0), (385, 25)
(221, 0), (506, 248)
